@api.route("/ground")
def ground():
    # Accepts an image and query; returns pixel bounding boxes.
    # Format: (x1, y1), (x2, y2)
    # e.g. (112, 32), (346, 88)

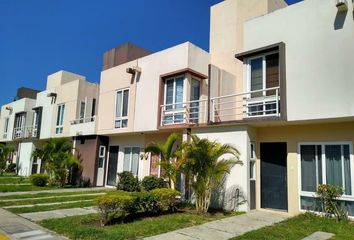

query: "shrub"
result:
(132, 191), (160, 214)
(117, 171), (140, 192)
(5, 163), (16, 173)
(151, 188), (180, 213)
(96, 194), (134, 226)
(29, 173), (49, 187)
(141, 176), (167, 191)
(316, 184), (348, 222)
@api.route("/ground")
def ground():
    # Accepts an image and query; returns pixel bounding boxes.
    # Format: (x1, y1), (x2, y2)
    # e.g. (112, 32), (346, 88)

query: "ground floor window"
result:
(299, 142), (354, 216)
(123, 147), (140, 176)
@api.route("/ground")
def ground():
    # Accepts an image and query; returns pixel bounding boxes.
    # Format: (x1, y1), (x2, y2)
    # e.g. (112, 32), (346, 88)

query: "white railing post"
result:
(211, 99), (215, 122)
(276, 88), (279, 116)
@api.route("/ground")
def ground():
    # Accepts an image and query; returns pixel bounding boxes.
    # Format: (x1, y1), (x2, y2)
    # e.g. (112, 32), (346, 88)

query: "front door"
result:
(261, 142), (288, 211)
(106, 146), (119, 186)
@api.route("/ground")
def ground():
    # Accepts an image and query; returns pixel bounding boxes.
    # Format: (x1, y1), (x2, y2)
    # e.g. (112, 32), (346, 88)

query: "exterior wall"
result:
(257, 121), (354, 215)
(35, 90), (54, 139)
(46, 71), (85, 89)
(97, 42), (210, 135)
(17, 142), (35, 176)
(190, 125), (250, 212)
(243, 0), (354, 122)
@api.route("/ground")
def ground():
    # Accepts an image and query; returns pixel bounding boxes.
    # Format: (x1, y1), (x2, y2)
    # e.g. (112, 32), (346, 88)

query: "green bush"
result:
(96, 194), (134, 226)
(6, 163), (16, 173)
(117, 171), (140, 192)
(132, 191), (160, 214)
(141, 176), (167, 191)
(151, 188), (180, 213)
(29, 173), (49, 187)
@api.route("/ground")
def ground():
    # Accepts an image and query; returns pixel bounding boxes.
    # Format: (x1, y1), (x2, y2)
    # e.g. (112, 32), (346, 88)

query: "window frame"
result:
(55, 104), (65, 134)
(249, 142), (256, 181)
(298, 142), (354, 202)
(3, 117), (9, 134)
(114, 88), (129, 129)
(123, 146), (140, 176)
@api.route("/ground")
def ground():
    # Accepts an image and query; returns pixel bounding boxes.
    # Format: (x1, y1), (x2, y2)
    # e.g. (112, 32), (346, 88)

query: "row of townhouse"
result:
(1, 0), (354, 217)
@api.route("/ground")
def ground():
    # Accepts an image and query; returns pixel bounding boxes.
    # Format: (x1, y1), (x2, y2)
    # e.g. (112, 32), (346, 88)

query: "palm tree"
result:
(33, 138), (80, 187)
(179, 134), (242, 214)
(145, 133), (181, 189)
(0, 144), (13, 175)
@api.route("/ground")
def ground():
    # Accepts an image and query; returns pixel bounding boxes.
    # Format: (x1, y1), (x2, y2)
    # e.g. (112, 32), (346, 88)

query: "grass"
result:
(0, 177), (30, 184)
(0, 184), (54, 192)
(40, 211), (241, 240)
(8, 200), (95, 214)
(232, 213), (354, 240)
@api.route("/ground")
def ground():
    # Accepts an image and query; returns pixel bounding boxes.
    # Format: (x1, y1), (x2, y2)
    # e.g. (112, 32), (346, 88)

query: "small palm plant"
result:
(179, 135), (242, 214)
(145, 133), (182, 189)
(0, 144), (13, 175)
(33, 138), (80, 187)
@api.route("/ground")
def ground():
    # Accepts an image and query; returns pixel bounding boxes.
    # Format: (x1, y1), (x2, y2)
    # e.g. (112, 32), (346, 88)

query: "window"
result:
(79, 101), (86, 123)
(190, 78), (201, 123)
(91, 98), (96, 117)
(56, 104), (65, 134)
(246, 52), (280, 116)
(3, 117), (9, 138)
(300, 143), (352, 196)
(163, 76), (185, 124)
(99, 146), (106, 158)
(250, 142), (256, 180)
(123, 147), (140, 176)
(115, 89), (129, 128)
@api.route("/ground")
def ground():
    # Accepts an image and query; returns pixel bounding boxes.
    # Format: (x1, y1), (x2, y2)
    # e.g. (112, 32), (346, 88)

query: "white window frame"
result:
(99, 146), (106, 158)
(115, 88), (129, 129)
(79, 100), (86, 121)
(55, 104), (65, 134)
(249, 142), (256, 181)
(123, 146), (140, 176)
(298, 142), (354, 204)
(3, 117), (9, 134)
(163, 75), (187, 125)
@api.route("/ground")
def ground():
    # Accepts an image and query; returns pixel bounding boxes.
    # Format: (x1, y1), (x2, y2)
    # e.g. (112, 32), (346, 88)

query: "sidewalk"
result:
(0, 209), (66, 240)
(144, 210), (289, 240)
(0, 187), (107, 197)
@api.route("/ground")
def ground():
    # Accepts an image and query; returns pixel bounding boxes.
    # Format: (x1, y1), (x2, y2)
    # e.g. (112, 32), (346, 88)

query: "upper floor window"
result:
(115, 89), (129, 128)
(79, 101), (86, 123)
(56, 104), (65, 134)
(163, 76), (185, 124)
(3, 117), (9, 138)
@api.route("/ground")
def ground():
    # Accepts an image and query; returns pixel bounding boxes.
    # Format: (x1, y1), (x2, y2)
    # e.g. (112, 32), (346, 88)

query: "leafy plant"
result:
(151, 188), (180, 213)
(29, 173), (49, 187)
(178, 135), (241, 214)
(0, 144), (13, 175)
(145, 133), (182, 189)
(316, 184), (348, 222)
(132, 191), (160, 214)
(96, 194), (133, 226)
(117, 171), (140, 192)
(141, 176), (166, 191)
(5, 163), (16, 173)
(32, 138), (80, 187)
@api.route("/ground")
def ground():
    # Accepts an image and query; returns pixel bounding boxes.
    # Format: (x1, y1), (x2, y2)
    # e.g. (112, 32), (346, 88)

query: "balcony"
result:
(13, 126), (38, 140)
(160, 87), (280, 126)
(69, 116), (96, 136)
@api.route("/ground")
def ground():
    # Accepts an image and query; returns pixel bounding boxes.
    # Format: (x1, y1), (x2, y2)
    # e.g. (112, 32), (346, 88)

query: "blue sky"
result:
(0, 0), (302, 106)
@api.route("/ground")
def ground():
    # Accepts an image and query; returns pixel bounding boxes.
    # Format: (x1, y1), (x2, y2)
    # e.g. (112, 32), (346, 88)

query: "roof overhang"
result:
(235, 42), (285, 61)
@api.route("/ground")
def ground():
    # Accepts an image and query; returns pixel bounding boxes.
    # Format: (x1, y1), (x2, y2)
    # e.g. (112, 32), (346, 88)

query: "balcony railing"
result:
(69, 116), (96, 136)
(160, 87), (280, 126)
(160, 99), (208, 126)
(13, 126), (38, 140)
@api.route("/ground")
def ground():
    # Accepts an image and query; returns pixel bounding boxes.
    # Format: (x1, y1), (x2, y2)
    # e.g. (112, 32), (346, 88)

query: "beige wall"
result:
(257, 121), (354, 215)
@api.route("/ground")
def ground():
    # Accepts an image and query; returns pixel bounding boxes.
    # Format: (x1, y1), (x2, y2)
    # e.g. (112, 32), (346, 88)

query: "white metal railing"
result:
(210, 87), (280, 122)
(159, 87), (280, 126)
(160, 99), (208, 126)
(70, 116), (96, 125)
(13, 126), (38, 139)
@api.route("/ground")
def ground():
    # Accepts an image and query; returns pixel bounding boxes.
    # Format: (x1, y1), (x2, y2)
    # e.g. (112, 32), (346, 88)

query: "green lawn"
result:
(232, 213), (354, 240)
(8, 200), (95, 214)
(40, 211), (241, 240)
(0, 177), (30, 184)
(0, 184), (54, 192)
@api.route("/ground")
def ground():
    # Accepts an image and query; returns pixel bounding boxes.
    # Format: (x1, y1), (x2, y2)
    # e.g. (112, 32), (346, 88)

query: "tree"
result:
(179, 135), (242, 214)
(145, 133), (182, 189)
(0, 144), (13, 175)
(32, 138), (80, 187)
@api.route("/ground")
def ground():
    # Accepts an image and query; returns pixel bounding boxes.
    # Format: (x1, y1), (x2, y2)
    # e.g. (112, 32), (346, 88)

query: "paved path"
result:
(3, 200), (93, 209)
(302, 231), (334, 240)
(0, 187), (107, 197)
(19, 207), (98, 221)
(0, 209), (66, 240)
(145, 210), (289, 240)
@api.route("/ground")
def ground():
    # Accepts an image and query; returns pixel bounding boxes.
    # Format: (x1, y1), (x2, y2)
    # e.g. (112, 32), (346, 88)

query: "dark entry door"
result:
(107, 146), (119, 186)
(261, 142), (288, 211)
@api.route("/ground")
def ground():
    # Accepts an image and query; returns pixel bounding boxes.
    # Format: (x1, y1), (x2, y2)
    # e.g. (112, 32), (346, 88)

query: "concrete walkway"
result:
(0, 187), (107, 197)
(0, 209), (66, 240)
(3, 200), (93, 209)
(144, 210), (289, 240)
(19, 207), (98, 221)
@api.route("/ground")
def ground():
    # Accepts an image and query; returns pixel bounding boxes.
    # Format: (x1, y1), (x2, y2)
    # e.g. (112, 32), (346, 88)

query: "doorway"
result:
(106, 146), (119, 186)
